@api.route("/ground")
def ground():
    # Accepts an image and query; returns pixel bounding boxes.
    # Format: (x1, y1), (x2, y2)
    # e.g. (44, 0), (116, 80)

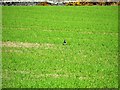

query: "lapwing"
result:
(63, 39), (67, 45)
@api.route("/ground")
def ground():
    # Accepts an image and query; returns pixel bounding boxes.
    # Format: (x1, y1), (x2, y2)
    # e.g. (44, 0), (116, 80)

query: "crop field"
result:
(2, 6), (118, 88)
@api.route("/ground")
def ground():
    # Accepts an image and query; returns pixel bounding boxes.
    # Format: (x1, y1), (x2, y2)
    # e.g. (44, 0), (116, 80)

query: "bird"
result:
(63, 39), (67, 45)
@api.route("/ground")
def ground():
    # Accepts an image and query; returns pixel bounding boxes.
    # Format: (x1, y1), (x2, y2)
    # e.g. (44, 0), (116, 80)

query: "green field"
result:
(2, 6), (118, 88)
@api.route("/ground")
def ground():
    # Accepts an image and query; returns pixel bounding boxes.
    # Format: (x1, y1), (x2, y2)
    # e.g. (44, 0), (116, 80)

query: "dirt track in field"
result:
(3, 69), (88, 80)
(2, 41), (54, 48)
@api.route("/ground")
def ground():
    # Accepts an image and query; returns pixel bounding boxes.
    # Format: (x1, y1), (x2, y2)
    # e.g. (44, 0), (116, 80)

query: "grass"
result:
(2, 6), (118, 88)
